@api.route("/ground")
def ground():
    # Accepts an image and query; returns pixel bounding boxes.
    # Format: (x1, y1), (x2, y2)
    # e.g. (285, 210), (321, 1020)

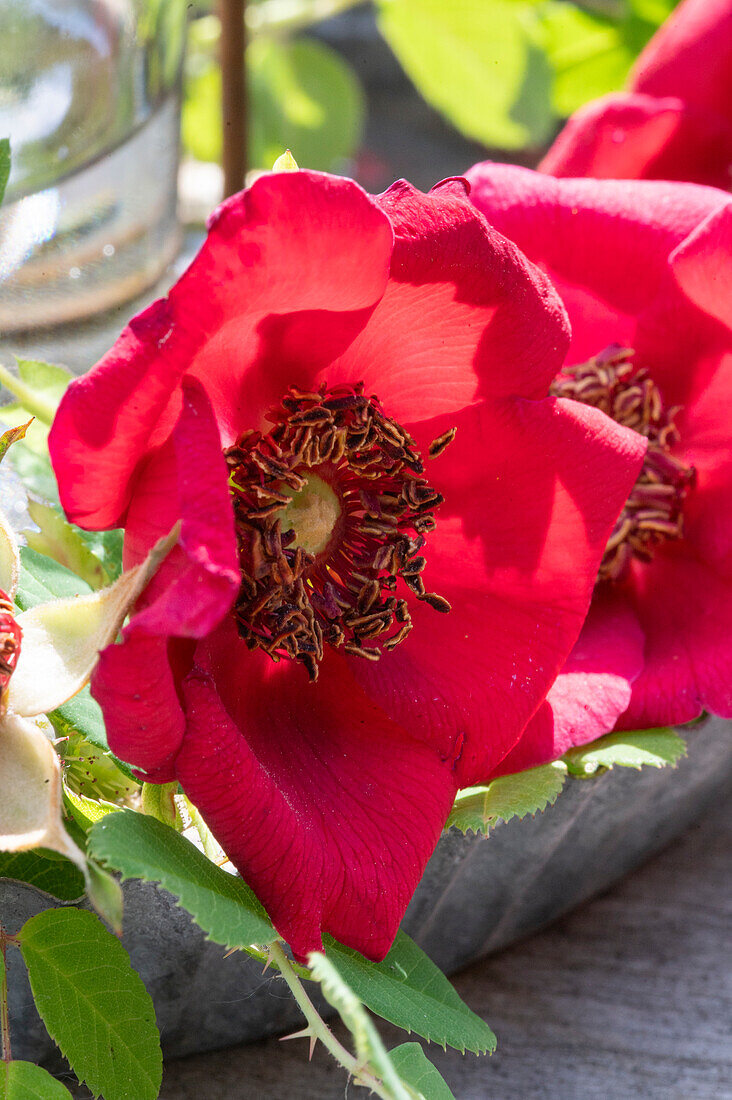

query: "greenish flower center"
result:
(275, 475), (341, 559)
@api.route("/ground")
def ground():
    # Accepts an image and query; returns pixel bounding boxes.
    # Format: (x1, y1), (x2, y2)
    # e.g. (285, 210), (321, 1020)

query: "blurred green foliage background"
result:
(185, 0), (680, 174)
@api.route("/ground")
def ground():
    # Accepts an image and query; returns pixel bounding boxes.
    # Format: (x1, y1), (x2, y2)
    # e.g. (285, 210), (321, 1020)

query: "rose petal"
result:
(539, 92), (732, 191)
(619, 546), (732, 729)
(175, 627), (456, 960)
(319, 179), (569, 424)
(492, 593), (644, 776)
(49, 172), (393, 529)
(349, 396), (646, 784)
(630, 0), (732, 116)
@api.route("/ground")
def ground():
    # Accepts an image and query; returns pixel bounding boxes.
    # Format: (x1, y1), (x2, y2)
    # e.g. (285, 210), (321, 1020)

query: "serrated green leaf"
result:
(24, 499), (109, 589)
(447, 761), (567, 835)
(390, 1043), (455, 1100)
(184, 37), (365, 170)
(0, 1060), (73, 1099)
(88, 810), (277, 947)
(0, 850), (85, 901)
(18, 908), (161, 1100)
(0, 138), (9, 207)
(377, 0), (554, 150)
(15, 547), (93, 610)
(563, 728), (686, 775)
(326, 931), (495, 1055)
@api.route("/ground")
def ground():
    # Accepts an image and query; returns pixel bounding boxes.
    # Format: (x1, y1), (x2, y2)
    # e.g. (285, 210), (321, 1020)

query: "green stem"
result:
(0, 361), (56, 425)
(268, 942), (394, 1099)
(247, 0), (363, 38)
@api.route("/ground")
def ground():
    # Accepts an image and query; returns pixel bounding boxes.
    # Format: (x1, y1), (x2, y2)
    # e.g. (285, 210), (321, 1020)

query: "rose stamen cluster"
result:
(551, 345), (696, 581)
(225, 382), (453, 681)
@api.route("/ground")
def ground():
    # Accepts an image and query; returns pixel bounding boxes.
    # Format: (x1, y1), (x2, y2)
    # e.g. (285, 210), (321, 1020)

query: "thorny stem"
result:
(0, 926), (19, 1063)
(267, 941), (394, 1100)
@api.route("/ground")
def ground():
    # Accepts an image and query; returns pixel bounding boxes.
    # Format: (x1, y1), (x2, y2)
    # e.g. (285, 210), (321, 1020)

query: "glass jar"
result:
(0, 0), (188, 332)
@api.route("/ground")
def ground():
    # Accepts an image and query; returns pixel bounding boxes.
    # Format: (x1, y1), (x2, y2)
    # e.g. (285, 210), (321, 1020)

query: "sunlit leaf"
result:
(24, 498), (110, 589)
(0, 359), (72, 427)
(447, 761), (567, 835)
(184, 37), (365, 170)
(377, 0), (554, 150)
(564, 728), (686, 775)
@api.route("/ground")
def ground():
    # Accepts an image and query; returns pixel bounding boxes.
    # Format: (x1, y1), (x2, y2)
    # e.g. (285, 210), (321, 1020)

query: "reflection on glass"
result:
(0, 0), (187, 331)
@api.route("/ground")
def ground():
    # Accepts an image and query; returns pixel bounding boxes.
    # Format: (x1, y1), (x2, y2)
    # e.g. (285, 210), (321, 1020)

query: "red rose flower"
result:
(466, 163), (732, 770)
(540, 0), (732, 191)
(49, 171), (643, 959)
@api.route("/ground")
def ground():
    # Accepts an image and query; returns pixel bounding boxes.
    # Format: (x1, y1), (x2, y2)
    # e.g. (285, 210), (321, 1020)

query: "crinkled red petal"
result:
(175, 624), (456, 961)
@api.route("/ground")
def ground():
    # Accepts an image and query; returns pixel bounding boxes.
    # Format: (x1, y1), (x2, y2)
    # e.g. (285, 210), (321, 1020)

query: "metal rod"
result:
(219, 0), (247, 196)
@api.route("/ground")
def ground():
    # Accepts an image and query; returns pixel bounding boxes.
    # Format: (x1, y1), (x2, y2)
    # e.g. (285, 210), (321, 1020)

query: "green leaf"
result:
(83, 860), (124, 936)
(140, 782), (180, 828)
(0, 421), (33, 465)
(15, 547), (93, 610)
(377, 0), (554, 150)
(88, 810), (277, 948)
(50, 686), (109, 752)
(564, 728), (687, 776)
(63, 788), (119, 833)
(18, 908), (161, 1100)
(0, 138), (9, 207)
(390, 1043), (455, 1100)
(250, 37), (365, 170)
(24, 499), (110, 589)
(0, 1061), (73, 1100)
(0, 850), (84, 901)
(3, 444), (58, 505)
(447, 761), (567, 835)
(326, 931), (496, 1055)
(0, 359), (72, 427)
(540, 0), (669, 117)
(184, 37), (365, 170)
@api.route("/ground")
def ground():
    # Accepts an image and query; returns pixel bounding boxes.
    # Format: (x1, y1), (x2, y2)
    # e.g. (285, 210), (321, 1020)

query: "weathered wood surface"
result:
(69, 798), (726, 1100)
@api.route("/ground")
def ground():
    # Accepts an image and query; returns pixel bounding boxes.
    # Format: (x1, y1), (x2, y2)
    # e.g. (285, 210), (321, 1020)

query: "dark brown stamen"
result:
(429, 427), (457, 459)
(225, 383), (455, 680)
(551, 345), (696, 581)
